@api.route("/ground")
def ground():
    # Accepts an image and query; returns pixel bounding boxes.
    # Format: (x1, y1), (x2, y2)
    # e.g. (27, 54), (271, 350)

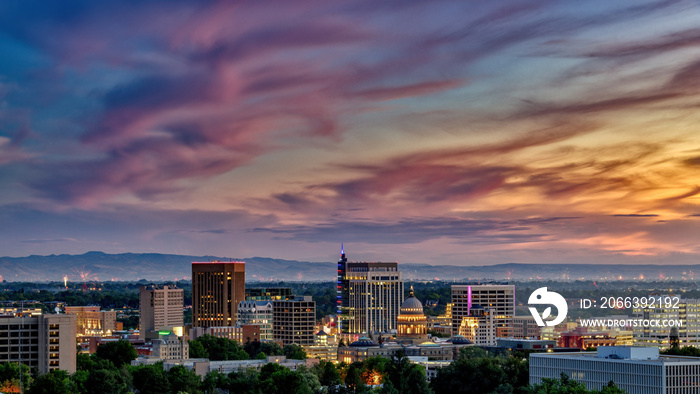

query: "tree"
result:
(384, 353), (431, 394)
(344, 364), (365, 393)
(202, 371), (229, 394)
(95, 340), (138, 368)
(189, 335), (248, 361)
(0, 363), (31, 393)
(312, 360), (342, 387)
(131, 362), (170, 394)
(27, 370), (75, 394)
(189, 339), (208, 358)
(524, 373), (592, 394)
(84, 368), (129, 394)
(167, 365), (203, 394)
(283, 343), (307, 360)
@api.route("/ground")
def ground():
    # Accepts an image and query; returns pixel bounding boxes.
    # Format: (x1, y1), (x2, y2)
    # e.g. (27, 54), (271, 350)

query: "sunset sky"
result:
(1, 0), (700, 266)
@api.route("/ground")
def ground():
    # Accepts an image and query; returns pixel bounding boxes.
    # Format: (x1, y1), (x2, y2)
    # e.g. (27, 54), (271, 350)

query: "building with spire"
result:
(336, 246), (403, 337)
(396, 286), (428, 344)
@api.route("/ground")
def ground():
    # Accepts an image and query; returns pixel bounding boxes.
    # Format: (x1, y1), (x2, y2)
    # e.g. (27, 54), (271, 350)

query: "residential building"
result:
(192, 261), (245, 328)
(337, 247), (403, 335)
(65, 306), (117, 336)
(0, 313), (77, 373)
(451, 284), (515, 339)
(237, 300), (273, 341)
(139, 285), (184, 339)
(530, 346), (700, 394)
(272, 296), (316, 346)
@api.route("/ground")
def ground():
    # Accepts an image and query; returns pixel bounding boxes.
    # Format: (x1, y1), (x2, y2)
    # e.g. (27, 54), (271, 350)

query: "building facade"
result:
(0, 313), (77, 374)
(65, 306), (117, 336)
(237, 300), (273, 341)
(272, 296), (316, 346)
(189, 324), (261, 344)
(451, 284), (514, 339)
(530, 346), (700, 394)
(337, 248), (403, 335)
(152, 332), (189, 361)
(513, 315), (541, 339)
(139, 285), (184, 339)
(633, 297), (700, 348)
(192, 261), (245, 328)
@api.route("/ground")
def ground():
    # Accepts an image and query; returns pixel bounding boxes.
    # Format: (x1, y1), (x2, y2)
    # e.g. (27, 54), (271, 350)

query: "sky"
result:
(1, 0), (700, 267)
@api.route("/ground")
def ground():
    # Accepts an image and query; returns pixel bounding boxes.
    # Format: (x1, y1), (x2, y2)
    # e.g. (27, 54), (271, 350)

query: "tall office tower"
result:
(192, 261), (245, 328)
(139, 285), (184, 340)
(633, 296), (700, 348)
(337, 247), (404, 335)
(451, 284), (515, 339)
(0, 312), (77, 373)
(237, 300), (274, 340)
(272, 296), (316, 346)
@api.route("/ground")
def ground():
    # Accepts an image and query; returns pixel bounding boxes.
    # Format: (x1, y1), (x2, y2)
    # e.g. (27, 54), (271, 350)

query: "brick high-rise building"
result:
(192, 261), (245, 328)
(139, 285), (184, 339)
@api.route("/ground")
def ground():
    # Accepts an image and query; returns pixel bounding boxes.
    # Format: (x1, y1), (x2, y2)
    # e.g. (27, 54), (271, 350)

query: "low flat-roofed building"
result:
(337, 337), (472, 364)
(530, 346), (700, 394)
(496, 338), (555, 350)
(189, 324), (260, 344)
(65, 306), (117, 336)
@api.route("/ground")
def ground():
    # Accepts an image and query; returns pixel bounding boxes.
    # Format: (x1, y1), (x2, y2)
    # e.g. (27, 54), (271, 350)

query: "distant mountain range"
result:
(0, 251), (698, 282)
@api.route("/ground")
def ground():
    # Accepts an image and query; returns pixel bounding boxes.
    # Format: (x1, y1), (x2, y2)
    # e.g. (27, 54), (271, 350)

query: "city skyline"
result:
(2, 1), (700, 267)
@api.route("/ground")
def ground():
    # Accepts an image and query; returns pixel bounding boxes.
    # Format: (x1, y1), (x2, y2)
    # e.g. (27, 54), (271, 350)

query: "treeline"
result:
(2, 338), (628, 394)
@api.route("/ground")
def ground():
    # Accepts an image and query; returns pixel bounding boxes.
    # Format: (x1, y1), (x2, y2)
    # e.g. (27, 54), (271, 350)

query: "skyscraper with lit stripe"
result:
(336, 246), (404, 336)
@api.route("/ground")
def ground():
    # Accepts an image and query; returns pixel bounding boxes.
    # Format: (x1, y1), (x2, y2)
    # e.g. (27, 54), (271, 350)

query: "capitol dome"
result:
(400, 289), (425, 315)
(397, 286), (428, 342)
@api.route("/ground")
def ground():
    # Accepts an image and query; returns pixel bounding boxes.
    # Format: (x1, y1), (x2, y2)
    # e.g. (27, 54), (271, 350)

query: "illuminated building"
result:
(245, 287), (293, 301)
(237, 300), (273, 341)
(633, 297), (700, 349)
(451, 284), (514, 339)
(397, 286), (428, 343)
(152, 332), (189, 361)
(139, 285), (184, 339)
(0, 312), (77, 374)
(337, 337), (472, 364)
(192, 261), (245, 328)
(272, 296), (316, 346)
(336, 247), (403, 335)
(458, 306), (496, 345)
(530, 346), (700, 394)
(65, 306), (117, 336)
(558, 327), (617, 349)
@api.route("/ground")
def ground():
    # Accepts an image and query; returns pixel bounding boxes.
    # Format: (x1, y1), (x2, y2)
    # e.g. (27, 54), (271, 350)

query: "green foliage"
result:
(283, 343), (307, 360)
(167, 365), (202, 394)
(662, 345), (700, 357)
(430, 348), (528, 394)
(244, 339), (283, 359)
(26, 369), (75, 394)
(95, 340), (138, 368)
(84, 368), (129, 394)
(383, 353), (432, 394)
(524, 373), (626, 394)
(188, 334), (248, 361)
(131, 362), (170, 394)
(312, 360), (342, 387)
(0, 362), (31, 391)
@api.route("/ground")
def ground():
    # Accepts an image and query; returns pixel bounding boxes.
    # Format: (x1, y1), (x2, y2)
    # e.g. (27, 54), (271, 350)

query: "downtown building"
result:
(139, 284), (184, 339)
(530, 346), (700, 394)
(451, 284), (515, 344)
(0, 311), (77, 373)
(64, 306), (118, 336)
(272, 296), (316, 346)
(237, 300), (273, 341)
(633, 296), (700, 348)
(336, 247), (403, 336)
(192, 261), (245, 328)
